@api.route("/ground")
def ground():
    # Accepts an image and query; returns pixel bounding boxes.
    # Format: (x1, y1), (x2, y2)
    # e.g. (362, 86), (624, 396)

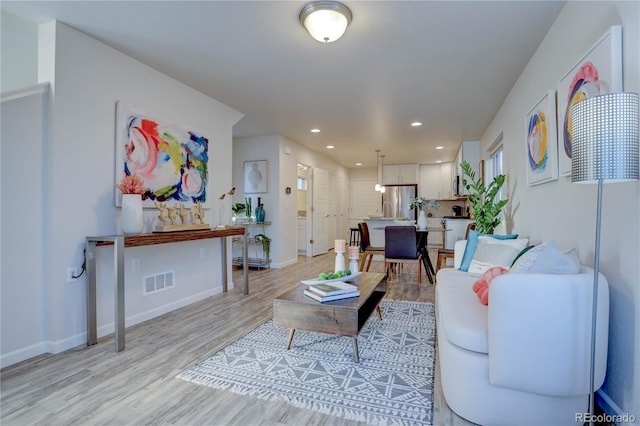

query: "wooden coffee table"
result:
(272, 272), (387, 363)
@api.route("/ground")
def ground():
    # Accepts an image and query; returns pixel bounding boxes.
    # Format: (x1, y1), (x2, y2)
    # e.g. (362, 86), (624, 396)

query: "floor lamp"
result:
(571, 92), (639, 425)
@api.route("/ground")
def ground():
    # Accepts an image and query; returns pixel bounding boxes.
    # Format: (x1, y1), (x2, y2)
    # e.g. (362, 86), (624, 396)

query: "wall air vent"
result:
(143, 271), (175, 295)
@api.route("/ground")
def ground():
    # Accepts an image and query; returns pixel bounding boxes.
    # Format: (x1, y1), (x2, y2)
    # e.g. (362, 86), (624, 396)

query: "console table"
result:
(85, 227), (248, 352)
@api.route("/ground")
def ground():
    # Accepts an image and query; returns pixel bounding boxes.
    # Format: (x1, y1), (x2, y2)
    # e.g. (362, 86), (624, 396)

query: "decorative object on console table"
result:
(245, 197), (253, 221)
(460, 160), (508, 234)
(215, 186), (236, 229)
(153, 201), (209, 232)
(571, 92), (638, 426)
(255, 197), (265, 224)
(116, 173), (146, 234)
(120, 194), (144, 234)
(231, 202), (246, 225)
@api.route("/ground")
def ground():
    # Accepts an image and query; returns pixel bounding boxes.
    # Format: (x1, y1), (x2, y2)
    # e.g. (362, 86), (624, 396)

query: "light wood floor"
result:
(1, 252), (473, 426)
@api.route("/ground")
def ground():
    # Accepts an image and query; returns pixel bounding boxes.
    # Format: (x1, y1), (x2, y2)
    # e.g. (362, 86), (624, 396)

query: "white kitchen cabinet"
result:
(438, 162), (454, 199)
(456, 141), (481, 194)
(419, 162), (455, 199)
(419, 164), (440, 199)
(383, 164), (418, 184)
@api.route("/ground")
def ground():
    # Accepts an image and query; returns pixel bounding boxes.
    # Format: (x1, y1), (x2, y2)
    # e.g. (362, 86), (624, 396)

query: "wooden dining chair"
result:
(436, 222), (476, 272)
(358, 222), (384, 272)
(384, 226), (422, 287)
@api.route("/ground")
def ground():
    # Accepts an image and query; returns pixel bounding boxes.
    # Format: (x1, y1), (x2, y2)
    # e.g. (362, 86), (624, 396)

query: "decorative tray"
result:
(301, 271), (362, 285)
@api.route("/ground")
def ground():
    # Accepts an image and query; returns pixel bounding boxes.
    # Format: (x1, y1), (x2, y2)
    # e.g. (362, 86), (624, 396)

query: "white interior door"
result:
(328, 173), (336, 248)
(312, 167), (329, 256)
(338, 176), (350, 241)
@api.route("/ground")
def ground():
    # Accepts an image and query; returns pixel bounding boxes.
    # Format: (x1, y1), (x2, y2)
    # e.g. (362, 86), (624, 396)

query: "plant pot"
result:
(121, 194), (143, 234)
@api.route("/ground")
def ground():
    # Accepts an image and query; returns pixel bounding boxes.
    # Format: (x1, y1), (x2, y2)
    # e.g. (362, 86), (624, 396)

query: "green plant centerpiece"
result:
(460, 160), (508, 234)
(254, 233), (271, 260)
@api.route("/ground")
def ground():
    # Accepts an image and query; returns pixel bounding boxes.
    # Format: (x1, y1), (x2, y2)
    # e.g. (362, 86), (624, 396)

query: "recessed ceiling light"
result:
(355, 162), (362, 166)
(311, 128), (321, 133)
(435, 146), (444, 150)
(436, 160), (442, 163)
(411, 122), (422, 127)
(326, 145), (335, 149)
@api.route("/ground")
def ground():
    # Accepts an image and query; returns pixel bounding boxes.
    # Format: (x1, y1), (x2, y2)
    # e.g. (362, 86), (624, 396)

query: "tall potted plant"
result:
(460, 161), (508, 234)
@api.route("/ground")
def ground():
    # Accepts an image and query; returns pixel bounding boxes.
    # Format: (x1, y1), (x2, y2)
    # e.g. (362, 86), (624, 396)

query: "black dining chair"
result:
(358, 222), (384, 272)
(384, 226), (423, 287)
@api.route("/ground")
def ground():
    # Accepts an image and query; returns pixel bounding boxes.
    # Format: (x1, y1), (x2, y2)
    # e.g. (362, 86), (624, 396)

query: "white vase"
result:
(417, 210), (427, 230)
(121, 194), (143, 234)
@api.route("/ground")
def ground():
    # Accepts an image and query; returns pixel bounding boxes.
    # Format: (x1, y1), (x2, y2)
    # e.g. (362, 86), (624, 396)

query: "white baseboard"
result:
(0, 342), (49, 369)
(0, 289), (217, 368)
(271, 257), (297, 268)
(97, 288), (217, 338)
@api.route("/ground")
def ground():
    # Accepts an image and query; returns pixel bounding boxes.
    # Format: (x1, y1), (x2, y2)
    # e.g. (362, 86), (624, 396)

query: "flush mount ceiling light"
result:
(299, 1), (352, 43)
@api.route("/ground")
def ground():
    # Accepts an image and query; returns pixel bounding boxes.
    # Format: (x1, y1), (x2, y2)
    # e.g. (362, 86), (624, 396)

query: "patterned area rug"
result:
(178, 299), (436, 425)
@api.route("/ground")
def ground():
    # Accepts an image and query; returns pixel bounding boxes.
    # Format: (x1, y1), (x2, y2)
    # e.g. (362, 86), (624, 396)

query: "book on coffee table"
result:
(306, 281), (358, 297)
(304, 289), (360, 302)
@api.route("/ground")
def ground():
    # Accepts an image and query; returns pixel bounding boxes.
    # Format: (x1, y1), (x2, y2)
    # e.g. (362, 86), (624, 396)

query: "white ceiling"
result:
(2, 0), (566, 168)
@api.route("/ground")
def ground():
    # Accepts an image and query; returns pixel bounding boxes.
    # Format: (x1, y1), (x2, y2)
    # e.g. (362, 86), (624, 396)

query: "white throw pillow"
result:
(467, 237), (529, 276)
(509, 240), (581, 274)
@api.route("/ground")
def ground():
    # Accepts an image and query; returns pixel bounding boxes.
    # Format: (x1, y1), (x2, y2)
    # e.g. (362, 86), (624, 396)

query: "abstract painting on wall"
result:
(115, 102), (210, 207)
(525, 90), (558, 186)
(244, 160), (268, 194)
(557, 25), (622, 177)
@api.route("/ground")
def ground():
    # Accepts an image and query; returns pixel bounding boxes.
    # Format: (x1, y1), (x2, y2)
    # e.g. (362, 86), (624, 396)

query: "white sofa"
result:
(435, 240), (609, 425)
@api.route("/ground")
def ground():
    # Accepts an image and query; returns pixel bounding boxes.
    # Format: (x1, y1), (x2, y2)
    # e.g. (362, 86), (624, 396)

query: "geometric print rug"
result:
(178, 299), (436, 425)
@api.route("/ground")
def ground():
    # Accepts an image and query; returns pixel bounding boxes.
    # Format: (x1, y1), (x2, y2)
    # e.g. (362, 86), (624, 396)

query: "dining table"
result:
(417, 227), (449, 284)
(375, 225), (449, 284)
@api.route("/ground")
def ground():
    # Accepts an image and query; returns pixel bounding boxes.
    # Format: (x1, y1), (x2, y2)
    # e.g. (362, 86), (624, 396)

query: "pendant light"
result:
(375, 150), (381, 191)
(379, 155), (386, 193)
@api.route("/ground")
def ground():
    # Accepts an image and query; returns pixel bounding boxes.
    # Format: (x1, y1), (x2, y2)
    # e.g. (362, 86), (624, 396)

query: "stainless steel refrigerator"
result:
(381, 184), (418, 220)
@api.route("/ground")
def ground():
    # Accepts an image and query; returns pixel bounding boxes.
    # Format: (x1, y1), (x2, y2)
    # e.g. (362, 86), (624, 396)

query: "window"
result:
(488, 134), (504, 203)
(297, 176), (307, 190)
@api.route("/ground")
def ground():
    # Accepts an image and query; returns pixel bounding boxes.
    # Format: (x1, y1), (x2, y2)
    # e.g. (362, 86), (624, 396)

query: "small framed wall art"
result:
(557, 25), (622, 177)
(524, 90), (559, 186)
(244, 160), (268, 194)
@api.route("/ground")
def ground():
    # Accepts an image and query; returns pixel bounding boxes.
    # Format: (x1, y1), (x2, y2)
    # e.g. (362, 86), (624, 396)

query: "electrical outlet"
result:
(132, 258), (140, 271)
(200, 248), (205, 258)
(67, 267), (79, 283)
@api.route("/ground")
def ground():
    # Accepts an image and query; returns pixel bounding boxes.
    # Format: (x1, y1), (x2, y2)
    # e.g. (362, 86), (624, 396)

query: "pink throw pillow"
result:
(472, 266), (508, 305)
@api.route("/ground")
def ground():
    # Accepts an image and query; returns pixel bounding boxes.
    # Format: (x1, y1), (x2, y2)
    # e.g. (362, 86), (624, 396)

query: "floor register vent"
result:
(143, 271), (175, 295)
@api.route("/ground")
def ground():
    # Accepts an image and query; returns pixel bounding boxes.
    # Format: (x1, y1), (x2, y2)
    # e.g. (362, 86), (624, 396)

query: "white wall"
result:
(1, 85), (48, 364)
(1, 10), (38, 92)
(232, 135), (285, 266)
(1, 21), (242, 367)
(233, 135), (350, 267)
(480, 1), (639, 419)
